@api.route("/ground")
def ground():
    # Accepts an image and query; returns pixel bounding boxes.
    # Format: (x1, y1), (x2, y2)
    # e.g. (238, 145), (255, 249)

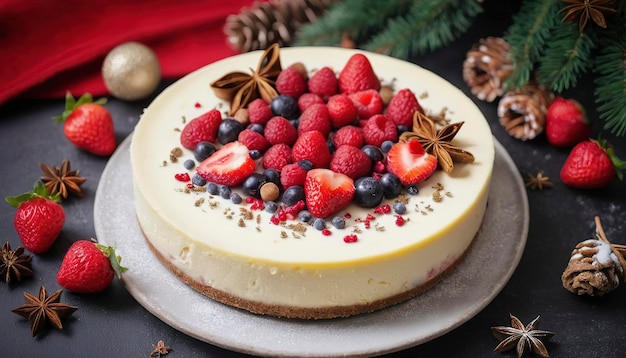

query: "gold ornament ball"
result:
(102, 42), (161, 101)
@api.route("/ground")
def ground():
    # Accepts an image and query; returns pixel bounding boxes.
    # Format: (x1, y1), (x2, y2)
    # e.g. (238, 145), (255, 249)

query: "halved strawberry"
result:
(196, 141), (256, 186)
(304, 169), (355, 218)
(386, 140), (438, 185)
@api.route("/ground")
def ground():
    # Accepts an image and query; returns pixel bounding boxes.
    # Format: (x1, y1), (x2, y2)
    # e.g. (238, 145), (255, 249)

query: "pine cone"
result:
(497, 84), (553, 140)
(463, 37), (513, 102)
(224, 0), (335, 53)
(561, 239), (624, 297)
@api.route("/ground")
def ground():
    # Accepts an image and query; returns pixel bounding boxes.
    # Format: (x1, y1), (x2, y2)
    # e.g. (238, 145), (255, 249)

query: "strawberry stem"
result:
(52, 92), (107, 124)
(595, 138), (626, 180)
(5, 180), (60, 208)
(96, 244), (128, 279)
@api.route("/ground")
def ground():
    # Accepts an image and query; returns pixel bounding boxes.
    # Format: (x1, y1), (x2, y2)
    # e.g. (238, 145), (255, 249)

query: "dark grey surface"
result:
(1, 4), (626, 357)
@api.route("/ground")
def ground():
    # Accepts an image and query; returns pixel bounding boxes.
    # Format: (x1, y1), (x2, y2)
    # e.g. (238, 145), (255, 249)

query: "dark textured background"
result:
(1, 3), (625, 357)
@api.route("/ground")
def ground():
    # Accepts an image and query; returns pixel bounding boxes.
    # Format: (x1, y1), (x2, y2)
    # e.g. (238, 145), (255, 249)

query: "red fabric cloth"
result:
(0, 0), (253, 104)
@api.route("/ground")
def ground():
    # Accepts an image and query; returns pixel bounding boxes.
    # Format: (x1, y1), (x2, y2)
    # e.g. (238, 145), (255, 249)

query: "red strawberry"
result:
(297, 93), (325, 113)
(385, 88), (423, 127)
(292, 130), (331, 169)
(349, 89), (383, 119)
(327, 94), (358, 128)
(330, 145), (372, 179)
(298, 103), (331, 137)
(197, 141), (256, 186)
(5, 181), (65, 254)
(264, 116), (298, 146)
(57, 240), (127, 294)
(262, 143), (293, 170)
(238, 129), (270, 153)
(53, 92), (116, 156)
(362, 114), (398, 147)
(276, 65), (307, 99)
(386, 140), (438, 185)
(332, 125), (364, 148)
(248, 98), (273, 125)
(180, 108), (222, 150)
(307, 66), (338, 98)
(545, 97), (592, 147)
(338, 54), (380, 94)
(304, 169), (355, 218)
(281, 163), (308, 188)
(560, 139), (626, 189)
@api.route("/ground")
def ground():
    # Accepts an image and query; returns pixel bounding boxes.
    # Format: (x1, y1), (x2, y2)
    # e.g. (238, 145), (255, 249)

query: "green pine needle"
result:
(593, 27), (626, 136)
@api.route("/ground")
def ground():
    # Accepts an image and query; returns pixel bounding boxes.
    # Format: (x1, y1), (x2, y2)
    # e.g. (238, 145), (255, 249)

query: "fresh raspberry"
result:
(330, 145), (372, 180)
(262, 143), (293, 170)
(363, 114), (398, 147)
(349, 89), (383, 120)
(307, 66), (338, 99)
(297, 93), (325, 113)
(385, 88), (423, 127)
(248, 98), (273, 125)
(298, 103), (331, 137)
(264, 116), (298, 146)
(327, 94), (358, 128)
(238, 129), (270, 153)
(280, 163), (308, 188)
(292, 130), (331, 169)
(338, 53), (380, 94)
(180, 109), (222, 150)
(332, 125), (364, 148)
(276, 65), (308, 99)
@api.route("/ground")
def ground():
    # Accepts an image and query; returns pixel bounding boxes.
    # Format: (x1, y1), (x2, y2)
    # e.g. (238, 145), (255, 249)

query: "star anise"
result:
(40, 159), (86, 199)
(1, 241), (33, 284)
(399, 111), (475, 173)
(561, 0), (617, 32)
(525, 172), (553, 190)
(210, 43), (282, 115)
(492, 314), (555, 358)
(150, 340), (172, 357)
(12, 286), (78, 336)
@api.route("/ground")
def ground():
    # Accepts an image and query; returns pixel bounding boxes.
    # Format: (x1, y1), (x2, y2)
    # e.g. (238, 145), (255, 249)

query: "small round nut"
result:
(260, 182), (280, 202)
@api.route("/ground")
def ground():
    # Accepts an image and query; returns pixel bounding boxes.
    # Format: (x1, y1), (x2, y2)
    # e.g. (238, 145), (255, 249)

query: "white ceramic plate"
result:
(95, 133), (527, 357)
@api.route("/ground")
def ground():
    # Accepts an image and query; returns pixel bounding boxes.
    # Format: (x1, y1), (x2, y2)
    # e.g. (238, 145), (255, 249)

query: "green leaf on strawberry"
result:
(5, 180), (60, 208)
(598, 138), (626, 180)
(53, 92), (107, 124)
(96, 244), (128, 279)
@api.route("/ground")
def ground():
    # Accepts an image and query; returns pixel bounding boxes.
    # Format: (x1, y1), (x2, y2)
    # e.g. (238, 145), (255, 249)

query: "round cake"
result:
(130, 46), (494, 319)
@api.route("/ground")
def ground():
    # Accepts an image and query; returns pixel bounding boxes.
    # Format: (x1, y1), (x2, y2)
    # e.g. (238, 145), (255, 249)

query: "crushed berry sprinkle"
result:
(395, 216), (405, 226)
(343, 234), (358, 243)
(374, 204), (391, 214)
(194, 102), (202, 108)
(175, 173), (191, 182)
(186, 183), (194, 189)
(344, 213), (352, 219)
(322, 229), (332, 236)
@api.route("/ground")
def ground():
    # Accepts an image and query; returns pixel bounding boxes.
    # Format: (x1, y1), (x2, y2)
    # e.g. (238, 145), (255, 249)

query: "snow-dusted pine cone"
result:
(562, 239), (623, 297)
(463, 37), (513, 102)
(497, 84), (553, 140)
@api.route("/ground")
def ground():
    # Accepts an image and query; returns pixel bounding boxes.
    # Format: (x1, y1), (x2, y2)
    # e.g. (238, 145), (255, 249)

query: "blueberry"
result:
(183, 159), (195, 170)
(289, 119), (299, 129)
(263, 169), (281, 187)
(327, 136), (336, 154)
(354, 176), (384, 208)
(242, 173), (265, 198)
(217, 118), (244, 144)
(265, 201), (278, 213)
(361, 144), (384, 163)
(296, 160), (314, 171)
(206, 182), (219, 195)
(396, 125), (409, 135)
(230, 193), (242, 204)
(393, 202), (406, 215)
(193, 141), (216, 162)
(380, 172), (402, 199)
(192, 173), (206, 187)
(381, 140), (395, 153)
(407, 185), (420, 195)
(248, 123), (264, 135)
(313, 218), (326, 231)
(219, 185), (232, 199)
(270, 95), (299, 119)
(298, 210), (312, 223)
(282, 185), (304, 206)
(331, 216), (345, 229)
(249, 149), (262, 160)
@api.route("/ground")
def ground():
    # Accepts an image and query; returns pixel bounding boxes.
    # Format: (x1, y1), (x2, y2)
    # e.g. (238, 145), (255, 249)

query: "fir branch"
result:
(363, 0), (483, 59)
(536, 22), (595, 93)
(504, 0), (562, 90)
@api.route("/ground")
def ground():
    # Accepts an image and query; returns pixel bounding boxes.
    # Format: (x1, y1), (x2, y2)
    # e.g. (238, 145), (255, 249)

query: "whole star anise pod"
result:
(1, 241), (33, 284)
(561, 0), (617, 32)
(150, 340), (172, 357)
(40, 159), (86, 199)
(399, 111), (475, 173)
(492, 314), (555, 358)
(210, 43), (282, 115)
(12, 286), (78, 336)
(525, 172), (553, 190)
